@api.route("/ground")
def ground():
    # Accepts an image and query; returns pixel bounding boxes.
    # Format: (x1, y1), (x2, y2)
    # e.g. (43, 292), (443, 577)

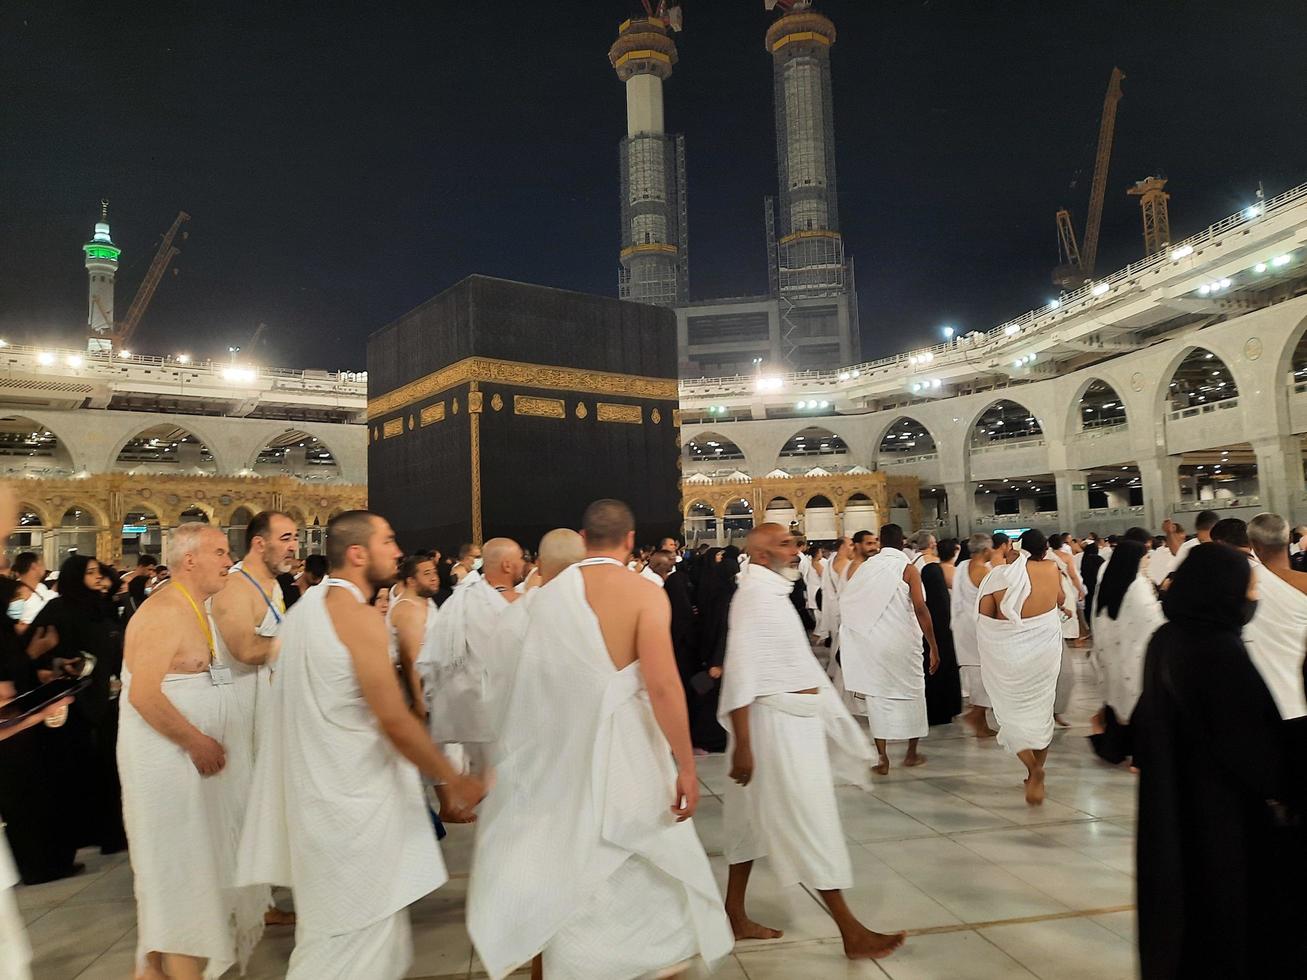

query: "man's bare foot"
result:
(264, 907), (296, 926)
(841, 924), (906, 959)
(1054, 714), (1071, 728)
(903, 753), (927, 768)
(1024, 770), (1046, 806)
(873, 758), (890, 776)
(729, 914), (783, 941)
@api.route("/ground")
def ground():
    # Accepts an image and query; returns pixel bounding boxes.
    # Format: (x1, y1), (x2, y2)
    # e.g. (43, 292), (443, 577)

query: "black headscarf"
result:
(1094, 539), (1146, 620)
(1161, 542), (1252, 634)
(52, 554), (111, 617)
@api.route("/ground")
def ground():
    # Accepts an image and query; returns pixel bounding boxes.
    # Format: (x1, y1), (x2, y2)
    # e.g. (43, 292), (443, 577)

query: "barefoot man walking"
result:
(719, 523), (906, 961)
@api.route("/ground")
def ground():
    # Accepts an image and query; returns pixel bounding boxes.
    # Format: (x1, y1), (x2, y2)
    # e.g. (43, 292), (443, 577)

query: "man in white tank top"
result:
(210, 509), (299, 927)
(238, 511), (483, 979)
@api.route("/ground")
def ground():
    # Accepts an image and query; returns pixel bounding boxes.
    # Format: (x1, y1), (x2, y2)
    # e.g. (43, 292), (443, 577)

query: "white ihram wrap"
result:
(1244, 563), (1307, 721)
(839, 548), (927, 740)
(236, 582), (446, 980)
(1091, 575), (1164, 723)
(423, 577), (508, 745)
(467, 562), (732, 980)
(719, 563), (873, 889)
(118, 662), (267, 979)
(975, 555), (1065, 755)
(952, 560), (990, 706)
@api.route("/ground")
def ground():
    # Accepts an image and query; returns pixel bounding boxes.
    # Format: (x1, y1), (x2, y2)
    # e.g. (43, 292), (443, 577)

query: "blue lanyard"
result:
(236, 566), (282, 624)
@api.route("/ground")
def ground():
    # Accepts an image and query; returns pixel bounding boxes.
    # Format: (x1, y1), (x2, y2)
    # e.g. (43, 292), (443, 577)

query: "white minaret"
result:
(83, 200), (120, 353)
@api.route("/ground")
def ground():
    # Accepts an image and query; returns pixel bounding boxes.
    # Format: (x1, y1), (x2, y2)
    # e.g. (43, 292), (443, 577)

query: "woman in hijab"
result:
(1078, 541), (1105, 635)
(1087, 540), (1162, 765)
(920, 540), (962, 725)
(29, 554), (128, 854)
(1133, 543), (1300, 978)
(690, 545), (738, 752)
(0, 578), (78, 883)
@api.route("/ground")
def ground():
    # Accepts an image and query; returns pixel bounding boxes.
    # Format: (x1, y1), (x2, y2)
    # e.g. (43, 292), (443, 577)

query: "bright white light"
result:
(36, 352), (54, 366)
(1198, 284), (1211, 296)
(911, 383), (921, 393)
(1170, 244), (1194, 261)
(1004, 324), (1019, 336)
(851, 369), (860, 378)
(818, 400), (829, 409)
(1219, 278), (1230, 288)
(66, 355), (83, 368)
(1092, 282), (1109, 296)
(795, 401), (806, 410)
(1272, 253), (1292, 267)
(176, 354), (191, 364)
(942, 326), (955, 338)
(931, 378), (941, 389)
(754, 375), (783, 393)
(222, 367), (257, 384)
(0, 340), (6, 348)
(1013, 359), (1022, 368)
(1254, 262), (1268, 273)
(1047, 299), (1061, 309)
(839, 372), (850, 381)
(1244, 205), (1262, 219)
(119, 350), (132, 358)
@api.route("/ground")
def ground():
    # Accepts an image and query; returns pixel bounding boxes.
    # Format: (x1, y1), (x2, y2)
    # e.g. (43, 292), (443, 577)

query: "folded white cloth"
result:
(237, 582), (446, 944)
(119, 667), (266, 979)
(951, 560), (988, 669)
(287, 908), (411, 980)
(467, 563), (732, 980)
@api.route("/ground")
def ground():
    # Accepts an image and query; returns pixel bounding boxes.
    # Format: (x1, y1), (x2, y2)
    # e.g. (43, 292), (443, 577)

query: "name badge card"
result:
(209, 663), (234, 686)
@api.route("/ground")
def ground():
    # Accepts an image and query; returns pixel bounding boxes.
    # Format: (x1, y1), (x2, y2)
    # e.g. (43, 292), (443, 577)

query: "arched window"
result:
(970, 401), (1043, 449)
(1165, 348), (1238, 412)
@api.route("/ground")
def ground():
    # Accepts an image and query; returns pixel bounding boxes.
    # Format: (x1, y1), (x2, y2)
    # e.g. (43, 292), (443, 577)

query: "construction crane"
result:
(638, 0), (682, 29)
(1052, 67), (1125, 289)
(1127, 176), (1171, 257)
(114, 211), (190, 351)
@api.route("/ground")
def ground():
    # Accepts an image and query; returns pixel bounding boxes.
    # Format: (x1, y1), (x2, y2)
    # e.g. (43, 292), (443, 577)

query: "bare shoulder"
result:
(1284, 567), (1307, 595)
(124, 590), (183, 652)
(390, 598), (423, 627)
(327, 589), (386, 650)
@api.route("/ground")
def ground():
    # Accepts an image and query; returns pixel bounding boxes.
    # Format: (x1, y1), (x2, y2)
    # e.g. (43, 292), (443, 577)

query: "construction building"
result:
(611, 1), (860, 378)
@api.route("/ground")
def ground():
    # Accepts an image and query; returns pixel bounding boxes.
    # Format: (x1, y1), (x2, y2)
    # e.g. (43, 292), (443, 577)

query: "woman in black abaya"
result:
(921, 539), (961, 725)
(689, 545), (738, 753)
(1133, 543), (1301, 978)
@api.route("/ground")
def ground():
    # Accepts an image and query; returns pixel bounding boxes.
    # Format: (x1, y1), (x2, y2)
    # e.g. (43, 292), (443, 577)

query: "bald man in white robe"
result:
(840, 524), (940, 774)
(720, 523), (904, 961)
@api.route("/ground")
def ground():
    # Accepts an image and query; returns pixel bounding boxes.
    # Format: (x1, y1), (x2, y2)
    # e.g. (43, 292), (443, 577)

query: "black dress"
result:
(31, 595), (128, 854)
(920, 563), (962, 725)
(0, 621), (81, 883)
(1133, 543), (1305, 978)
(690, 548), (738, 753)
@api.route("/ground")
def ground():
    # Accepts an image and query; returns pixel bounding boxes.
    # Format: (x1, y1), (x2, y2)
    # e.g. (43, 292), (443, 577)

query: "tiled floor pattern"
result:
(21, 654), (1139, 978)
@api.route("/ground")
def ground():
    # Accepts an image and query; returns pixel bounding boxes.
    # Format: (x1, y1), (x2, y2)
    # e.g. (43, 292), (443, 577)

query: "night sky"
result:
(3, 0), (1305, 371)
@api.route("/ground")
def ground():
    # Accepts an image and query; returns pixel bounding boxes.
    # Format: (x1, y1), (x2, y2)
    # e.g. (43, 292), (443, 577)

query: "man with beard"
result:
(238, 511), (483, 978)
(388, 554), (441, 720)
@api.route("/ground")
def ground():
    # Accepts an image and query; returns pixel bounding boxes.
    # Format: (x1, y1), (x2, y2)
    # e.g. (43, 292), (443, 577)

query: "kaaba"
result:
(367, 275), (682, 553)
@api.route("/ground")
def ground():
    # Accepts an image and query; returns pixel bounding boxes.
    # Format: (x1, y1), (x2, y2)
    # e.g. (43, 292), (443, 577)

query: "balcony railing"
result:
(1173, 496), (1261, 512)
(1165, 396), (1240, 422)
(969, 437), (1047, 456)
(679, 180), (1307, 398)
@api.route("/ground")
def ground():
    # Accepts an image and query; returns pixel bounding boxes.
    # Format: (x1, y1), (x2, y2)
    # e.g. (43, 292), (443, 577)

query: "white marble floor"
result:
(20, 655), (1139, 979)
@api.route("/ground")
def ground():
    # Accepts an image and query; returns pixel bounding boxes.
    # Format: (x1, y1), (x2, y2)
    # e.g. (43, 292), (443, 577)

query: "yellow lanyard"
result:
(174, 583), (215, 659)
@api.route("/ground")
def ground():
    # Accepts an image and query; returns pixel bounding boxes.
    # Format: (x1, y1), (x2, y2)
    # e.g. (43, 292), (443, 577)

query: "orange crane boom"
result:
(1079, 68), (1125, 277)
(115, 211), (190, 350)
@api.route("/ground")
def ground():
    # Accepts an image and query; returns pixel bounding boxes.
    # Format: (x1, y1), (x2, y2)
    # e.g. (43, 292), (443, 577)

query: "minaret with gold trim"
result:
(766, 4), (845, 295)
(610, 15), (687, 307)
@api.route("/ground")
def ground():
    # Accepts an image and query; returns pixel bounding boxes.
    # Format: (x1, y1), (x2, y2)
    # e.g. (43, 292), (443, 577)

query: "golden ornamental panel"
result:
(420, 402), (446, 426)
(514, 395), (566, 419)
(597, 402), (642, 425)
(382, 418), (403, 439)
(490, 393), (504, 412)
(367, 356), (678, 419)
(468, 391), (484, 414)
(576, 402), (589, 419)
(651, 408), (662, 424)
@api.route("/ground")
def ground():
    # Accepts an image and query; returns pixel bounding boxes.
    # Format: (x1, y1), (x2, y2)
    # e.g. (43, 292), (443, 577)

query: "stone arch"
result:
(174, 502), (216, 525)
(13, 499), (54, 529)
(762, 417), (871, 470)
(967, 398), (1044, 449)
(244, 427), (342, 480)
(776, 425), (850, 462)
(1155, 344), (1242, 416)
(0, 412), (83, 476)
(682, 430), (748, 469)
(1067, 376), (1130, 434)
(56, 499), (110, 530)
(1275, 312), (1307, 387)
(874, 415), (939, 464)
(109, 421), (227, 475)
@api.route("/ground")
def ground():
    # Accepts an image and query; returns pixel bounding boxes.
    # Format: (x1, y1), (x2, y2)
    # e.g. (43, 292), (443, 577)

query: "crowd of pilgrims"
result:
(1, 503), (1306, 977)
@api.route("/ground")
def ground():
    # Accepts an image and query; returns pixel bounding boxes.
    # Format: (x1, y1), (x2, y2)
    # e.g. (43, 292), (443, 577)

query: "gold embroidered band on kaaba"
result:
(368, 356), (679, 421)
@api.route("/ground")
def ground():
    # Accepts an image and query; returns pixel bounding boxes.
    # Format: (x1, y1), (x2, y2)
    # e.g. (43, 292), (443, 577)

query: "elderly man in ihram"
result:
(423, 537), (525, 801)
(237, 511), (483, 979)
(839, 523), (939, 774)
(118, 522), (268, 980)
(719, 523), (904, 961)
(468, 499), (731, 979)
(976, 529), (1067, 805)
